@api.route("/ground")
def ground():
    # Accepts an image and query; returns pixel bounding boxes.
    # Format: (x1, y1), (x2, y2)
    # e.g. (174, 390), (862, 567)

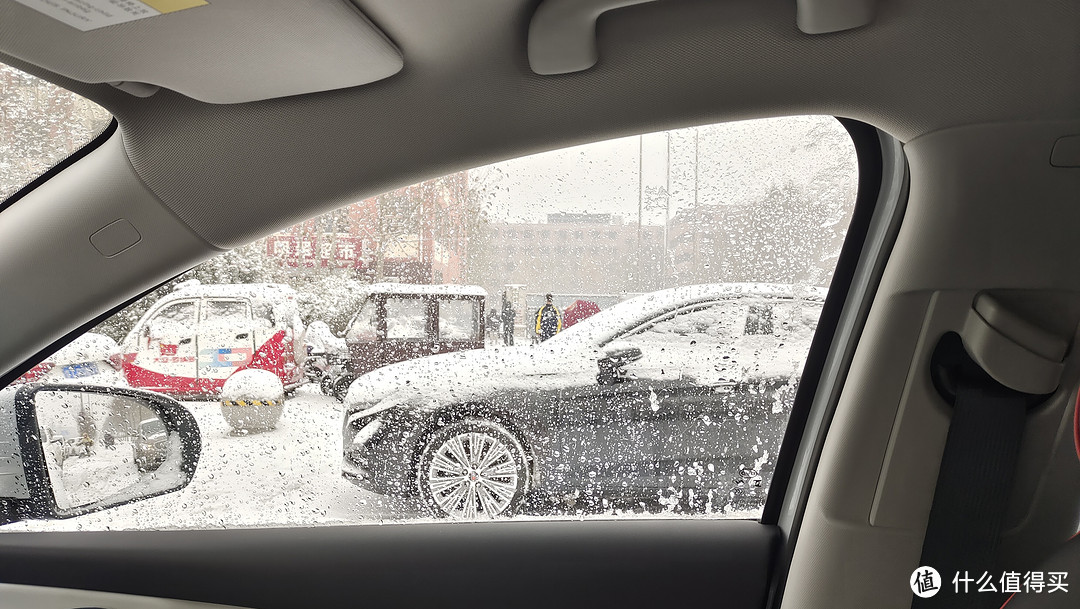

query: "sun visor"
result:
(0, 0), (403, 103)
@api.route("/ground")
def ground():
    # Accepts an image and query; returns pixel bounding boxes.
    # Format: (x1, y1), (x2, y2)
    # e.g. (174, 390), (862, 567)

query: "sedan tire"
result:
(417, 419), (530, 519)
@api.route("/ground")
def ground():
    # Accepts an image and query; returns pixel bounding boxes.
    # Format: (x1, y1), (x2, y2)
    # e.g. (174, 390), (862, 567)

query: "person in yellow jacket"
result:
(534, 293), (562, 342)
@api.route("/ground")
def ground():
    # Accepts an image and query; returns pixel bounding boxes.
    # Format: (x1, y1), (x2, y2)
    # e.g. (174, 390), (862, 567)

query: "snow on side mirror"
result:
(596, 346), (643, 385)
(0, 384), (200, 524)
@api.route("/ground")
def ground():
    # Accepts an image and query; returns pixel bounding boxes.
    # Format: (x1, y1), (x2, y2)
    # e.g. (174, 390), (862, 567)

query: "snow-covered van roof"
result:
(356, 283), (487, 298)
(169, 282), (299, 302)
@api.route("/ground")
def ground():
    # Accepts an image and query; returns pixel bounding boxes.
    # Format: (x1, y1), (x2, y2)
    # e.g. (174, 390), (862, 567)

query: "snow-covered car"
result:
(342, 283), (825, 518)
(120, 283), (306, 398)
(133, 417), (169, 472)
(336, 283), (487, 398)
(14, 333), (125, 387)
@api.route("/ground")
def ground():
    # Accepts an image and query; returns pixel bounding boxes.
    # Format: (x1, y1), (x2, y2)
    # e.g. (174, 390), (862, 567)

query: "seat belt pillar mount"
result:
(915, 296), (1068, 608)
(960, 294), (1067, 396)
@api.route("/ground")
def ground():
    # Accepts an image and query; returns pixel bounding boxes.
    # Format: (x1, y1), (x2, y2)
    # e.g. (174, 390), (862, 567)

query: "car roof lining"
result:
(6, 0), (1080, 249)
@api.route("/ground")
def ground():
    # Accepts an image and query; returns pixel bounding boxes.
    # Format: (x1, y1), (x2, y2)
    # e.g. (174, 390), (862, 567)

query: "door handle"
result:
(236, 333), (249, 340)
(178, 338), (192, 345)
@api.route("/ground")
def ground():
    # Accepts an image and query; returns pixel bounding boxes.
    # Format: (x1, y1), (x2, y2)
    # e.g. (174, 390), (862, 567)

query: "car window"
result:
(385, 297), (427, 340)
(623, 301), (746, 345)
(147, 301), (197, 340)
(201, 300), (250, 325)
(4, 115), (858, 530)
(0, 63), (112, 201)
(345, 298), (377, 342)
(438, 299), (479, 341)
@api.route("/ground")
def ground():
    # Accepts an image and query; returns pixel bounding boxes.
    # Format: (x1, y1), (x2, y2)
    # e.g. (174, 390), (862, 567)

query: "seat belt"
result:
(913, 297), (1067, 609)
(913, 356), (1031, 609)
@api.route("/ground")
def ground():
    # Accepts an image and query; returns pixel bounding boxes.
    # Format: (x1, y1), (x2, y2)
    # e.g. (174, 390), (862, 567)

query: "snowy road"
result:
(8, 386), (426, 531)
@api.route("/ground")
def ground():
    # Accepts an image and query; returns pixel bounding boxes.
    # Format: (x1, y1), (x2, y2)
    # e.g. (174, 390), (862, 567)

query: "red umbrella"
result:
(562, 299), (601, 328)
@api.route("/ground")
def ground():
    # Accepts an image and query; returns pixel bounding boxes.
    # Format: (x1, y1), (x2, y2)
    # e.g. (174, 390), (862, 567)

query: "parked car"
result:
(13, 333), (124, 387)
(133, 416), (169, 472)
(120, 283), (306, 398)
(342, 283), (825, 518)
(336, 283), (486, 398)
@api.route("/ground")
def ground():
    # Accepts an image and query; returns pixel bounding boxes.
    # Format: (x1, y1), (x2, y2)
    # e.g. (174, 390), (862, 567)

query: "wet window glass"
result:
(345, 299), (377, 342)
(438, 299), (479, 341)
(202, 300), (249, 324)
(385, 297), (427, 340)
(0, 63), (113, 201)
(147, 301), (196, 340)
(4, 116), (858, 530)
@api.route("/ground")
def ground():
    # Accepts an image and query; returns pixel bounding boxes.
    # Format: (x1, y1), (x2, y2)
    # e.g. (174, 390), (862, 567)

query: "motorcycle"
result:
(303, 347), (349, 400)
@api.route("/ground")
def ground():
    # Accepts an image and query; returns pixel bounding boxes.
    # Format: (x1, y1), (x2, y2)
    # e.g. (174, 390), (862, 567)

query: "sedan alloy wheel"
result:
(418, 420), (529, 519)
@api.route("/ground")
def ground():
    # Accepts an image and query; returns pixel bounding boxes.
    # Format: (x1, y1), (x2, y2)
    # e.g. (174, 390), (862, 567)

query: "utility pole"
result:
(693, 127), (700, 282)
(664, 130), (671, 288)
(637, 134), (644, 291)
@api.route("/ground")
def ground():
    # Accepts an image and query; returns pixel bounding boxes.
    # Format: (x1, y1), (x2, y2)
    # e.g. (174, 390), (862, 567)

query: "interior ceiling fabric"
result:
(3, 0), (1079, 249)
(0, 0), (403, 103)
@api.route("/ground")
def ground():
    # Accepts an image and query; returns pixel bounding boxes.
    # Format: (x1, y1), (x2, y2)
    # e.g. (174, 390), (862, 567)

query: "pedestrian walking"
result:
(500, 294), (516, 346)
(534, 293), (562, 342)
(484, 305), (499, 345)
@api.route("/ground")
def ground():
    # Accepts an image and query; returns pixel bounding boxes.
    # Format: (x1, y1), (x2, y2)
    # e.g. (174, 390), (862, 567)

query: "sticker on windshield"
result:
(12, 0), (207, 32)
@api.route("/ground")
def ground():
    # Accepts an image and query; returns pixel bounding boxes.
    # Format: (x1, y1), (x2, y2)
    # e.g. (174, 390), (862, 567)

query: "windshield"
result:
(1, 63), (112, 201)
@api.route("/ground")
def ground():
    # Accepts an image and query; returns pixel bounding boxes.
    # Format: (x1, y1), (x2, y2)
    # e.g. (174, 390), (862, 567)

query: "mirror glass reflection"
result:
(35, 390), (174, 511)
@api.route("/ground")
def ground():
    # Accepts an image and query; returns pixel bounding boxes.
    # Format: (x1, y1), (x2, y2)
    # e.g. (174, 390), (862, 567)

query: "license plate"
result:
(61, 363), (99, 378)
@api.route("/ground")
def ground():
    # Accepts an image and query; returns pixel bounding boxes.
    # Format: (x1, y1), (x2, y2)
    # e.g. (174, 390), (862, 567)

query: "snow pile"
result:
(46, 333), (118, 366)
(221, 369), (284, 401)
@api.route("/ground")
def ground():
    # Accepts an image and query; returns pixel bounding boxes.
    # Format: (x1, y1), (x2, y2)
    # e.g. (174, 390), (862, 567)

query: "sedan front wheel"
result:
(418, 420), (529, 519)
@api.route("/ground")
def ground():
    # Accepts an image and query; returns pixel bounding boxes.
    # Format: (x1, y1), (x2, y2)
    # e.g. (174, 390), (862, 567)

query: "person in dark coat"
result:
(485, 305), (500, 344)
(534, 293), (562, 342)
(500, 294), (516, 346)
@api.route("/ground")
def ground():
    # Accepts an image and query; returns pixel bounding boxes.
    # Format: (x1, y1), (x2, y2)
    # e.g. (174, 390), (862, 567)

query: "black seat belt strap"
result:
(913, 332), (1046, 609)
(913, 380), (1029, 608)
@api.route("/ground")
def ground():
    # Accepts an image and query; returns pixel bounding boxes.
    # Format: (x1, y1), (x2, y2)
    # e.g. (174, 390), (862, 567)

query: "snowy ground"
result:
(6, 384), (758, 531)
(7, 386), (426, 531)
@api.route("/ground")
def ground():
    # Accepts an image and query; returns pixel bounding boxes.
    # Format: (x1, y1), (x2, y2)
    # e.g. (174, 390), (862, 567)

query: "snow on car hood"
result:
(344, 342), (599, 418)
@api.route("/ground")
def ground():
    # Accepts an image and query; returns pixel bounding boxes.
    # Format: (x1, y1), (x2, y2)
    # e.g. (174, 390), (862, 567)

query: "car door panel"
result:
(0, 521), (778, 609)
(124, 299), (200, 393)
(533, 380), (663, 495)
(196, 298), (255, 383)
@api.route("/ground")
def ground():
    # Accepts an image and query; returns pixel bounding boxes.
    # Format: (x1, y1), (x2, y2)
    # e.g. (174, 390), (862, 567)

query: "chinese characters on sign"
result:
(266, 235), (368, 269)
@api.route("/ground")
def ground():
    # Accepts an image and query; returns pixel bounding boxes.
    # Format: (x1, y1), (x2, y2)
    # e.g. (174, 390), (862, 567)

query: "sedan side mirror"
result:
(597, 346), (643, 385)
(0, 384), (200, 525)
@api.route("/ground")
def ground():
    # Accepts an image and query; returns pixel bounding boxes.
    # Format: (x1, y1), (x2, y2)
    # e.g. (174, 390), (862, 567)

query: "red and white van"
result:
(120, 283), (306, 398)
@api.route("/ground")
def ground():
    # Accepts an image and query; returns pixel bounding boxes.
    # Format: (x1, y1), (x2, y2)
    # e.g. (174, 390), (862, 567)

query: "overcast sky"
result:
(471, 115), (857, 226)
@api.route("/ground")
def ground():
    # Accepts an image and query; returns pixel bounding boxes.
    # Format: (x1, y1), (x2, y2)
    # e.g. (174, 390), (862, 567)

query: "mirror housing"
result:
(596, 346), (643, 385)
(0, 384), (200, 524)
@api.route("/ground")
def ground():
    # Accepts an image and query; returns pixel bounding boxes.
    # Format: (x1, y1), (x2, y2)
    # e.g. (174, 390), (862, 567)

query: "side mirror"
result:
(597, 346), (643, 385)
(0, 384), (200, 524)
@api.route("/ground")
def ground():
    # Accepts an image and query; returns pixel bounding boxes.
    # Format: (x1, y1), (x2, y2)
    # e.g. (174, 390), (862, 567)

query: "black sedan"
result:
(342, 283), (824, 519)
